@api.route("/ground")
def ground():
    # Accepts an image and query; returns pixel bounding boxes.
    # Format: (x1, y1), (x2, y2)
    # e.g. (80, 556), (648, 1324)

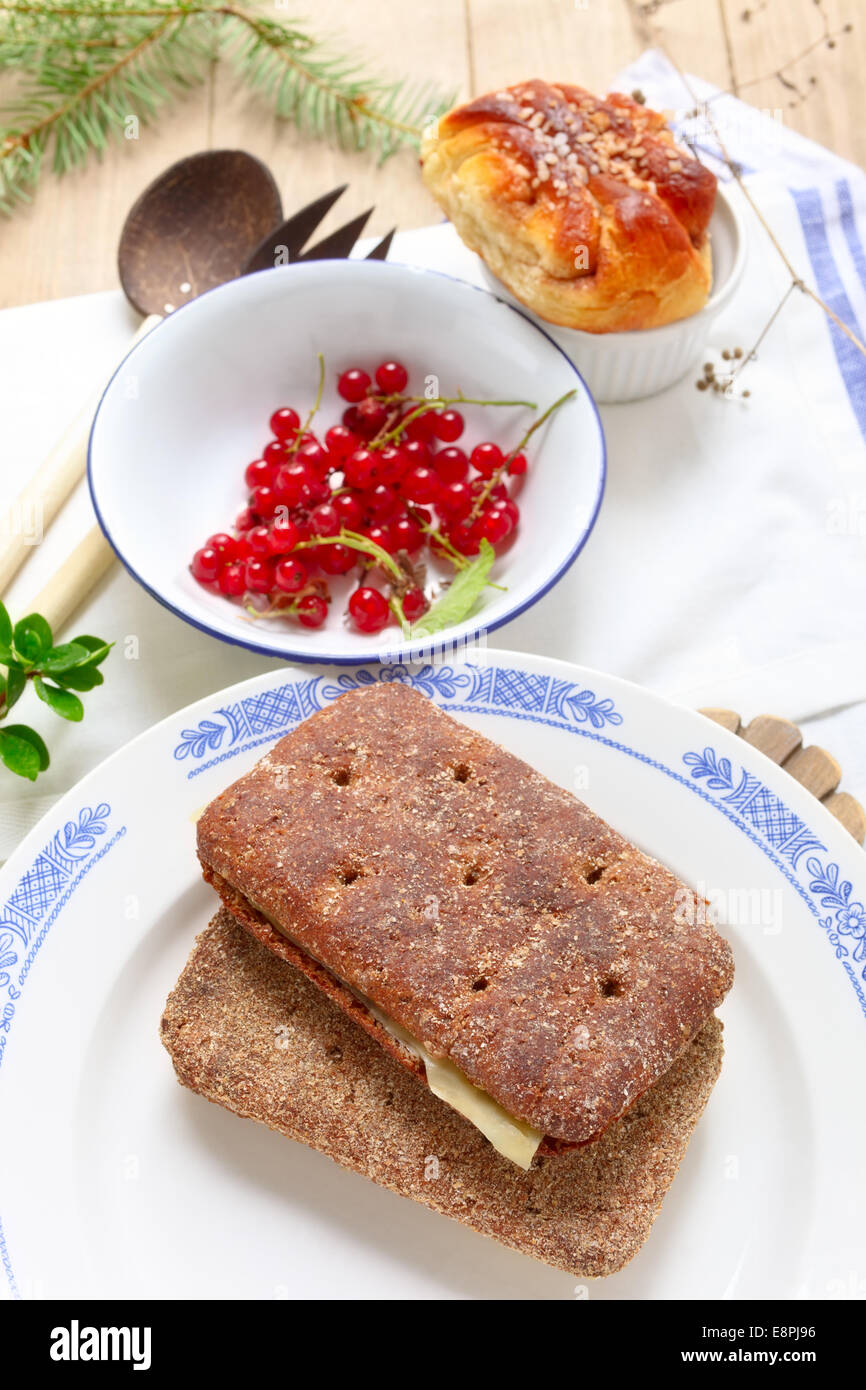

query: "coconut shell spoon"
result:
(0, 150), (283, 611)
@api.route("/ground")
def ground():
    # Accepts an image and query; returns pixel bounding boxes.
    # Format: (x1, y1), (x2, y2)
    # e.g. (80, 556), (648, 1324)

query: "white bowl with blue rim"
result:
(88, 260), (605, 664)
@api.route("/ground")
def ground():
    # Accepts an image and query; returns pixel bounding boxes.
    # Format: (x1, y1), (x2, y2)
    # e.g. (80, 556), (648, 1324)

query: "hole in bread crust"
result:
(452, 762), (471, 783)
(585, 864), (606, 885)
(463, 864), (483, 885)
(471, 976), (488, 991)
(599, 976), (625, 998)
(332, 767), (351, 786)
(337, 863), (362, 885)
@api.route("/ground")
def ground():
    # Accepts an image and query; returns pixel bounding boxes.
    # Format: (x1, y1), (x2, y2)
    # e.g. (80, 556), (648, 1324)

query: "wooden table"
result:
(0, 0), (862, 308)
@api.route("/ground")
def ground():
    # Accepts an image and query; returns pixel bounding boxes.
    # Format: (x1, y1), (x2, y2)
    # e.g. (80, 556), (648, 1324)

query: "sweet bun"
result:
(421, 80), (717, 334)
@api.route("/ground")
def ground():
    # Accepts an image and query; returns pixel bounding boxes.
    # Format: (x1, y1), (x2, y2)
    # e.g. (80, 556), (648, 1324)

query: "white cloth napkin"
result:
(2, 49), (866, 857)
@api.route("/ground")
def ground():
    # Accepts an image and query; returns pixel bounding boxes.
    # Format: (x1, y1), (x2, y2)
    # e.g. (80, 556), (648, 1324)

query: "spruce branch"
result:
(0, 1), (453, 213)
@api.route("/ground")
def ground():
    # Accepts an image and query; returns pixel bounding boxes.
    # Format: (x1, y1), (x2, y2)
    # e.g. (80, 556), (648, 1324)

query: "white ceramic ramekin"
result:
(478, 182), (746, 404)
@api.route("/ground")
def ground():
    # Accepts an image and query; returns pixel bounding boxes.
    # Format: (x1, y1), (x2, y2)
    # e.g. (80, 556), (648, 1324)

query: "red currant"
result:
(296, 438), (329, 478)
(191, 546), (221, 584)
(338, 368), (371, 403)
(433, 409), (464, 443)
(401, 438), (431, 469)
(344, 448), (381, 490)
(296, 594), (329, 628)
(245, 458), (274, 491)
(309, 502), (341, 537)
(247, 525), (273, 557)
(375, 360), (408, 394)
(391, 514), (424, 552)
(235, 506), (258, 533)
(206, 532), (237, 562)
(479, 508), (512, 545)
(364, 483), (398, 521)
(233, 534), (253, 561)
(508, 452), (528, 476)
(402, 587), (429, 622)
(353, 396), (388, 438)
(333, 492), (364, 529)
(319, 543), (357, 575)
(218, 563), (246, 596)
(434, 446), (468, 485)
(365, 523), (396, 553)
(270, 407), (300, 441)
(244, 557), (274, 592)
(378, 444), (409, 484)
(298, 478), (331, 508)
(275, 463), (310, 506)
(325, 424), (360, 462)
(263, 439), (287, 468)
(269, 518), (299, 555)
(404, 411), (435, 443)
(449, 520), (482, 557)
(470, 441), (503, 478)
(252, 484), (278, 519)
(348, 586), (390, 633)
(402, 465), (441, 505)
(436, 481), (473, 522)
(274, 557), (308, 594)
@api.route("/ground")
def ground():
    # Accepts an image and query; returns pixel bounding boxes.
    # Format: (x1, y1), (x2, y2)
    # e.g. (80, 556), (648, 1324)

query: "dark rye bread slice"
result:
(203, 864), (567, 1156)
(161, 910), (725, 1279)
(196, 682), (733, 1145)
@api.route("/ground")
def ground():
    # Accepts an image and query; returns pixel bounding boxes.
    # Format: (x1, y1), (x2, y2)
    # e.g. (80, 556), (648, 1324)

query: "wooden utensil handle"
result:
(0, 312), (161, 597)
(23, 526), (115, 635)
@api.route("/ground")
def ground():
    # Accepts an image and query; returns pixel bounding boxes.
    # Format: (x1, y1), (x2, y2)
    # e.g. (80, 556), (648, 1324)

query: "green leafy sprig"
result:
(400, 539), (496, 637)
(0, 600), (111, 779)
(0, 0), (453, 214)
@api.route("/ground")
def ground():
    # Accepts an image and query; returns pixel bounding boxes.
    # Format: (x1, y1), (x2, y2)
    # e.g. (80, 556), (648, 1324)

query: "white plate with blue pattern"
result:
(1, 651), (864, 1300)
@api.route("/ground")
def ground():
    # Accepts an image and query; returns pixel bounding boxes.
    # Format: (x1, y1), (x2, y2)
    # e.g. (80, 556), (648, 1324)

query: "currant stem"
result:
(469, 388), (577, 520)
(405, 505), (469, 571)
(294, 529), (404, 582)
(285, 352), (326, 461)
(375, 392), (537, 448)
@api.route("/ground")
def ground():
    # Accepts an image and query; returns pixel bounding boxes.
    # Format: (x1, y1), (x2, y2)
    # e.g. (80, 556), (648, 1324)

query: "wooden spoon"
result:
(0, 150), (282, 614)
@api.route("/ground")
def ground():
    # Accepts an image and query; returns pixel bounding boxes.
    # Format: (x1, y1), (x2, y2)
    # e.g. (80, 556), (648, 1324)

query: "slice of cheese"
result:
(347, 998), (544, 1171)
(251, 899), (543, 1168)
(394, 1024), (543, 1169)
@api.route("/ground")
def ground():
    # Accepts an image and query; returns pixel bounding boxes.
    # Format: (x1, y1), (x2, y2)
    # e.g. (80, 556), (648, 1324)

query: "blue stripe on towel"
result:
(836, 177), (866, 295)
(792, 185), (866, 443)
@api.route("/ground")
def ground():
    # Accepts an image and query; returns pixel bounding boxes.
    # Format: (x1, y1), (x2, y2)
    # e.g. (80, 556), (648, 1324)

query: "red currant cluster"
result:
(190, 358), (527, 636)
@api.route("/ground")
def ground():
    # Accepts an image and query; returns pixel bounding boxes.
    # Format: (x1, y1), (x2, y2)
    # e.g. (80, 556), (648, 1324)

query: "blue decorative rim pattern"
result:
(2, 659), (865, 1297)
(86, 259), (607, 665)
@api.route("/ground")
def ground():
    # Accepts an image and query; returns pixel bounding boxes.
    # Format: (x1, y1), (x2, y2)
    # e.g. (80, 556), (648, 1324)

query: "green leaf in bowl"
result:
(409, 540), (497, 638)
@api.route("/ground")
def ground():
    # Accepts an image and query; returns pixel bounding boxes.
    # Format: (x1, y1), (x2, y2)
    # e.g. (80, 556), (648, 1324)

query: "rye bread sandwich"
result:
(162, 907), (726, 1279)
(193, 682), (734, 1171)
